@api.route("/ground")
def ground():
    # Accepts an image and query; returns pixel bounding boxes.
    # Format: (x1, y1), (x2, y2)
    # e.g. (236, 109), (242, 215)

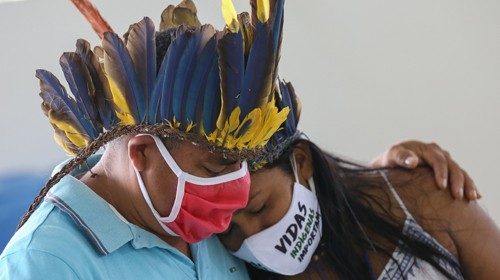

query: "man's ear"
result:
(128, 135), (156, 172)
(292, 141), (314, 185)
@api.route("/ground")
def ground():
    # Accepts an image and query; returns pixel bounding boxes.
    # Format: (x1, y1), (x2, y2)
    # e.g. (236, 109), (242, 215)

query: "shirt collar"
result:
(45, 155), (183, 256)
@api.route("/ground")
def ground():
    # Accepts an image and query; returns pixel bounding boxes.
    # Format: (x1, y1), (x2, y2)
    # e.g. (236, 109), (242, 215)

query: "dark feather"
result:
(172, 28), (200, 126)
(126, 17), (156, 123)
(238, 21), (274, 117)
(152, 26), (190, 122)
(271, 0), (285, 55)
(278, 79), (295, 133)
(237, 12), (254, 56)
(36, 69), (95, 139)
(102, 31), (145, 122)
(60, 52), (100, 138)
(75, 39), (116, 129)
(201, 58), (221, 133)
(217, 31), (245, 127)
(183, 25), (217, 126)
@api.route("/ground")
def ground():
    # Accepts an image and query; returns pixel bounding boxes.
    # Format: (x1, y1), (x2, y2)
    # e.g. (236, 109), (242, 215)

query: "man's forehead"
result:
(179, 140), (240, 164)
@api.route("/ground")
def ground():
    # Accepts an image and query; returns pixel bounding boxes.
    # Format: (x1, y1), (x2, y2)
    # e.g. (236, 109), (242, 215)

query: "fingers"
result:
(374, 140), (481, 201)
(420, 143), (449, 189)
(398, 149), (419, 168)
(442, 151), (480, 200)
(371, 145), (419, 169)
(463, 170), (479, 200)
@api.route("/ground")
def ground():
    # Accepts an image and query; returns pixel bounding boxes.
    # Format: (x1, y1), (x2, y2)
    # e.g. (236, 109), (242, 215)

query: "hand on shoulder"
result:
(387, 167), (500, 279)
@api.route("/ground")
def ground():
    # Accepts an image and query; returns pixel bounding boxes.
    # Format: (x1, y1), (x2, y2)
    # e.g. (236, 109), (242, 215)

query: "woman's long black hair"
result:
(248, 140), (463, 279)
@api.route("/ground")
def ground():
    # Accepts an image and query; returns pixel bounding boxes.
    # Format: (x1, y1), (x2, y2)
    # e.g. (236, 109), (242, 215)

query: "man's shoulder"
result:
(196, 236), (250, 279)
(1, 201), (96, 262)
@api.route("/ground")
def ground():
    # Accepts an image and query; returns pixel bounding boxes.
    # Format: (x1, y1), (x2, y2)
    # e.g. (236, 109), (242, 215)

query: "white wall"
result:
(0, 0), (498, 222)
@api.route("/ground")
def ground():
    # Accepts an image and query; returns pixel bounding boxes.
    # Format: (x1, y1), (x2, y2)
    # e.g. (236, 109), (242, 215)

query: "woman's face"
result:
(218, 166), (295, 251)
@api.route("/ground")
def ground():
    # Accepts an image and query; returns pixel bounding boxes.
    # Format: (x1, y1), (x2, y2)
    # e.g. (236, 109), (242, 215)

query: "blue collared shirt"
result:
(0, 156), (249, 280)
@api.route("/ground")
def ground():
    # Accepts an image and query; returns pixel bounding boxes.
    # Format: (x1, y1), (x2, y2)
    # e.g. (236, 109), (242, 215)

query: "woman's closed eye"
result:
(250, 203), (266, 215)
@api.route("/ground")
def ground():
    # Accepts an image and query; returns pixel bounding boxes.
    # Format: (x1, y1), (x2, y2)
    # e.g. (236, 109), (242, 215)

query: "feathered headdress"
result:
(38, 0), (291, 161)
(249, 79), (302, 169)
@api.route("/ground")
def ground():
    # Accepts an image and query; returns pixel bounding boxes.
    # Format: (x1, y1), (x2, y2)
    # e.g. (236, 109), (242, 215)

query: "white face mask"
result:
(232, 156), (323, 275)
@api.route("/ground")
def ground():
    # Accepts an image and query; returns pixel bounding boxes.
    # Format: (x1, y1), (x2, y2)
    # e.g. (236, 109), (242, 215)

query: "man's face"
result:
(136, 137), (243, 217)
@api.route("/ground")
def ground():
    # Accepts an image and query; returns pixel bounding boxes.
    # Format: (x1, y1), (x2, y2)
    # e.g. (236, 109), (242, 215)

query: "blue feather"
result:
(184, 30), (217, 126)
(59, 53), (100, 138)
(278, 80), (295, 133)
(103, 32), (145, 122)
(154, 26), (190, 122)
(172, 29), (200, 126)
(75, 39), (117, 130)
(126, 17), (156, 123)
(36, 69), (95, 138)
(217, 31), (245, 124)
(272, 0), (285, 54)
(239, 22), (273, 117)
(201, 57), (221, 133)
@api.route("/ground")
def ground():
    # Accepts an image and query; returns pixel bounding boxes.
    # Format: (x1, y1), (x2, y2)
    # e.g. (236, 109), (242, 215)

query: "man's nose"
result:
(227, 160), (243, 173)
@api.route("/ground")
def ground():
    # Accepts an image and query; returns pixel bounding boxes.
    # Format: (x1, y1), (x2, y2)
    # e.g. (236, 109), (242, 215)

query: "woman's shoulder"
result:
(386, 167), (474, 229)
(385, 167), (500, 278)
(373, 167), (463, 256)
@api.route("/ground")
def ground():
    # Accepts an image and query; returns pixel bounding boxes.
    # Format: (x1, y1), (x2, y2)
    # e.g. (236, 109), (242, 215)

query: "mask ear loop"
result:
(290, 153), (317, 195)
(289, 154), (301, 183)
(133, 134), (185, 226)
(307, 177), (317, 195)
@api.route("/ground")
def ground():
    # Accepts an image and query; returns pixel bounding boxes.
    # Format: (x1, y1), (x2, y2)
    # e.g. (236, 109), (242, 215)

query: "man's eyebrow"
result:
(216, 157), (239, 166)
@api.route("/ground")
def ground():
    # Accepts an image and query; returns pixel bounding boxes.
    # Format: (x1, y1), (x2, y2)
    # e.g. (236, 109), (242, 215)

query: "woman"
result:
(40, 1), (494, 279)
(218, 80), (500, 279)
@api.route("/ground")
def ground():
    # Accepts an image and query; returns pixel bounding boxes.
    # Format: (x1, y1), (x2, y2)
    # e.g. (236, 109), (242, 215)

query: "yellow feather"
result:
(108, 76), (136, 125)
(247, 104), (273, 147)
(235, 108), (262, 147)
(205, 102), (289, 150)
(53, 133), (76, 156)
(256, 0), (270, 23)
(49, 117), (88, 149)
(206, 130), (219, 143)
(248, 101), (289, 147)
(251, 160), (268, 170)
(167, 116), (182, 129)
(185, 121), (196, 132)
(227, 107), (241, 133)
(262, 107), (289, 140)
(221, 0), (239, 32)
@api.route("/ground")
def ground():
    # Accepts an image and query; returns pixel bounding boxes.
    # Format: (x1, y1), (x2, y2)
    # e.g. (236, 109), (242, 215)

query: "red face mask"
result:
(134, 135), (250, 243)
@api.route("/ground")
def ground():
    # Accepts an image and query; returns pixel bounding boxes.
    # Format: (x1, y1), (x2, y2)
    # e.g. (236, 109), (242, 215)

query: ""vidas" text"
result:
(274, 201), (307, 254)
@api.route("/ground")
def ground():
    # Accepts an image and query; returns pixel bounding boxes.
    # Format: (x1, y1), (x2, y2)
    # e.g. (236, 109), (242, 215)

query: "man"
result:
(0, 0), (478, 279)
